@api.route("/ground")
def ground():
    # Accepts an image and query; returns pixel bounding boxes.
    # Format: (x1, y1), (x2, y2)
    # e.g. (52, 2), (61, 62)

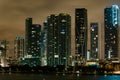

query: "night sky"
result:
(0, 0), (120, 56)
(0, 0), (120, 40)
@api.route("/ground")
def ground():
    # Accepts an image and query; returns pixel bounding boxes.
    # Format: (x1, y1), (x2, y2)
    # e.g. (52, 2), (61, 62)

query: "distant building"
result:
(14, 36), (24, 61)
(104, 5), (119, 60)
(25, 18), (41, 67)
(47, 13), (71, 67)
(90, 23), (99, 60)
(0, 40), (9, 67)
(0, 40), (8, 58)
(75, 8), (88, 59)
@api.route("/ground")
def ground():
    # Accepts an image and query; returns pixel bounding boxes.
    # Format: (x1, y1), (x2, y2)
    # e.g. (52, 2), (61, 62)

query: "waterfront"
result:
(0, 73), (120, 80)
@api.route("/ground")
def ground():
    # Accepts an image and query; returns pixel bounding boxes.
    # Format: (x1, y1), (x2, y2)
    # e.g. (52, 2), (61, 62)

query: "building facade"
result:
(75, 8), (88, 59)
(0, 40), (9, 58)
(90, 23), (99, 60)
(104, 5), (119, 60)
(41, 21), (47, 66)
(47, 13), (71, 67)
(14, 36), (24, 61)
(0, 40), (9, 67)
(25, 18), (41, 67)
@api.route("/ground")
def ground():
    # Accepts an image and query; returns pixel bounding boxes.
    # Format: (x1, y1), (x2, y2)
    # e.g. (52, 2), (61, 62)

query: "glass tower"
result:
(25, 18), (41, 67)
(41, 21), (47, 66)
(47, 13), (71, 67)
(90, 23), (99, 60)
(104, 5), (119, 60)
(75, 8), (88, 59)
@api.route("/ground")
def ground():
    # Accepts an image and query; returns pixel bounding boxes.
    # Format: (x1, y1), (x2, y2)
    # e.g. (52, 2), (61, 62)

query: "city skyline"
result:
(0, 1), (120, 72)
(0, 0), (120, 41)
(0, 1), (120, 79)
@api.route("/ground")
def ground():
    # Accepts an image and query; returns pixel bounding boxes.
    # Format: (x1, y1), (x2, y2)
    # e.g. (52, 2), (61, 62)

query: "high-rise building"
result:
(25, 18), (41, 67)
(0, 40), (8, 58)
(47, 13), (71, 67)
(47, 14), (58, 67)
(75, 8), (88, 59)
(0, 40), (9, 67)
(41, 21), (47, 66)
(104, 5), (119, 60)
(14, 36), (24, 61)
(90, 23), (99, 60)
(25, 18), (32, 57)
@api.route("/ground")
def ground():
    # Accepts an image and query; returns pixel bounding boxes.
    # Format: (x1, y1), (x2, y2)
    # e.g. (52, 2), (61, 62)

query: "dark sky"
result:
(0, 0), (120, 41)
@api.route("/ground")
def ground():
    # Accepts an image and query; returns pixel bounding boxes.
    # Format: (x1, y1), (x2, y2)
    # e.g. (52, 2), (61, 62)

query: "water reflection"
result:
(0, 73), (120, 80)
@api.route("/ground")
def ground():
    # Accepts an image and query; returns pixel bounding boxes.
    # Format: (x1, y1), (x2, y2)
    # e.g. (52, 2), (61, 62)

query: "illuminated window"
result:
(91, 28), (94, 31)
(60, 32), (65, 34)
(61, 19), (66, 22)
(32, 31), (36, 33)
(63, 57), (66, 59)
(96, 35), (98, 37)
(94, 37), (96, 40)
(50, 24), (53, 26)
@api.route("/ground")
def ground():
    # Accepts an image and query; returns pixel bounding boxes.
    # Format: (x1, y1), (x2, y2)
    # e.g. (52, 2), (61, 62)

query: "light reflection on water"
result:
(81, 75), (120, 80)
(0, 73), (120, 80)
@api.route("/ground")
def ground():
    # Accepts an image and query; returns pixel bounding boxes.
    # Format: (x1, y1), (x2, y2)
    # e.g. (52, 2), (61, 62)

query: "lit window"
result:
(114, 36), (116, 38)
(60, 32), (65, 34)
(50, 24), (53, 26)
(61, 19), (66, 22)
(91, 28), (94, 31)
(32, 31), (36, 33)
(32, 35), (35, 37)
(94, 37), (96, 40)
(54, 55), (59, 58)
(63, 57), (66, 59)
(96, 35), (98, 37)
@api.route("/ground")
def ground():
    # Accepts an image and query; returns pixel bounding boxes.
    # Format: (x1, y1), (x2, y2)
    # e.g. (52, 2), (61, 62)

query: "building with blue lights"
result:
(47, 13), (71, 67)
(104, 5), (119, 60)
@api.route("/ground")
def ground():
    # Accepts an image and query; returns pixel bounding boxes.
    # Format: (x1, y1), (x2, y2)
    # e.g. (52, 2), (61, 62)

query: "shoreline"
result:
(0, 71), (120, 75)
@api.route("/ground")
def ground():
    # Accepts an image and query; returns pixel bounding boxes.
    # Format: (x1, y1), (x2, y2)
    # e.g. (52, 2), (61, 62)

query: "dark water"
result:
(0, 73), (120, 80)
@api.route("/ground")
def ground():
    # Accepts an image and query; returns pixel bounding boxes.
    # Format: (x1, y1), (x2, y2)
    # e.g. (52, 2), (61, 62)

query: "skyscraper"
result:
(25, 18), (41, 67)
(104, 5), (119, 60)
(0, 40), (8, 67)
(41, 21), (47, 66)
(47, 14), (58, 67)
(90, 23), (99, 60)
(14, 36), (24, 61)
(25, 18), (32, 57)
(0, 40), (8, 58)
(47, 13), (71, 67)
(75, 8), (88, 59)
